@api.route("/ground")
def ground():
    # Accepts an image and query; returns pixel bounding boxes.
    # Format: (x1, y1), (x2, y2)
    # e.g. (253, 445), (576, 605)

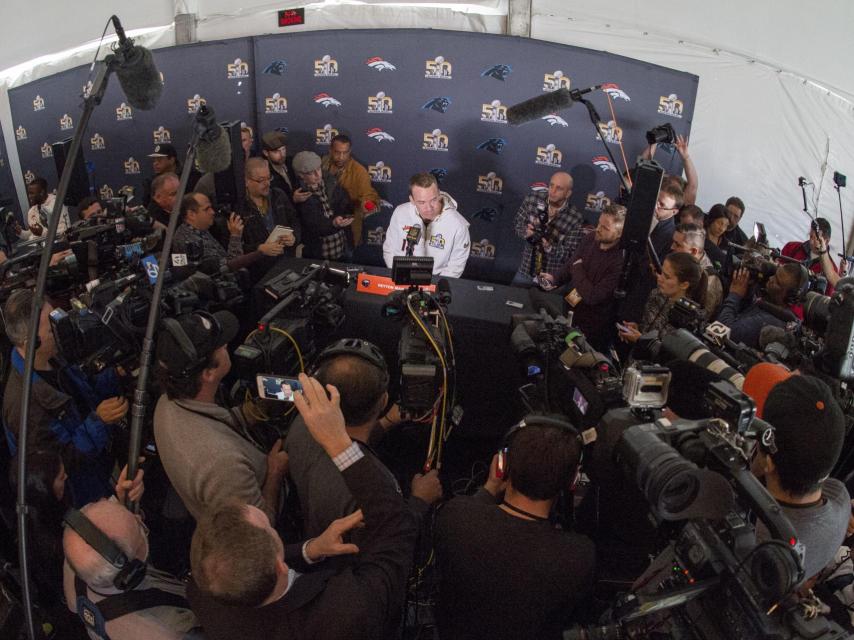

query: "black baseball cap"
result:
(156, 310), (239, 376)
(148, 143), (177, 159)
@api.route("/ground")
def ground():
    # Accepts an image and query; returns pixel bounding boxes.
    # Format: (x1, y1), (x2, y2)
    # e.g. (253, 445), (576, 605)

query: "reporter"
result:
(2, 289), (128, 506)
(619, 252), (707, 343)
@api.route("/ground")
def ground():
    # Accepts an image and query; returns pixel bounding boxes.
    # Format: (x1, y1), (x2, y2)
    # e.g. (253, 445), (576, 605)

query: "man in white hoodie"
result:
(383, 173), (470, 278)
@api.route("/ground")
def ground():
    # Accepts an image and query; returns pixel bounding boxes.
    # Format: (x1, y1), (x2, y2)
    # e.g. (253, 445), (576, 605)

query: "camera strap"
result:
(500, 500), (550, 523)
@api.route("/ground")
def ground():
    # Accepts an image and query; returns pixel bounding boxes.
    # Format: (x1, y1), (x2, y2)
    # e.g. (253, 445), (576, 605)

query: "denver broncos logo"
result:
(530, 182), (548, 193)
(263, 60), (287, 75)
(481, 64), (512, 81)
(365, 57), (396, 71)
(592, 156), (617, 173)
(366, 128), (395, 142)
(313, 93), (342, 107)
(541, 114), (568, 127)
(422, 97), (451, 113)
(601, 83), (630, 101)
(476, 138), (506, 154)
(380, 199), (394, 210)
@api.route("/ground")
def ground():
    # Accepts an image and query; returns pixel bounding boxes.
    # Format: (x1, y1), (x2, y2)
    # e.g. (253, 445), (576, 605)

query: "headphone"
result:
(161, 311), (223, 378)
(311, 338), (389, 388)
(63, 508), (147, 591)
(783, 264), (810, 306)
(758, 423), (778, 456)
(495, 414), (583, 491)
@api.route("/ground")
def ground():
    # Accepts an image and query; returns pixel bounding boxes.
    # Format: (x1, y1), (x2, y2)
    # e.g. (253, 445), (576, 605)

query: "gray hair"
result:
(3, 288), (35, 347)
(675, 222), (706, 251)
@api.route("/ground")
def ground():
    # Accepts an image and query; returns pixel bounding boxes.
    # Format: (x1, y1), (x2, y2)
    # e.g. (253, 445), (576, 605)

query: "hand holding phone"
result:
(257, 374), (302, 402)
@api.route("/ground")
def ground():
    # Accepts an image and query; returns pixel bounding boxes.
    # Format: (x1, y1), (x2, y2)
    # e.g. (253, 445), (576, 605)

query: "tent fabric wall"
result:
(531, 4), (854, 255)
(7, 29), (697, 282)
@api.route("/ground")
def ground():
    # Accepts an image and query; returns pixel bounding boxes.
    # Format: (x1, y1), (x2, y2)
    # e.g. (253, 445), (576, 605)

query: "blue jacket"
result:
(3, 349), (120, 506)
(714, 293), (786, 349)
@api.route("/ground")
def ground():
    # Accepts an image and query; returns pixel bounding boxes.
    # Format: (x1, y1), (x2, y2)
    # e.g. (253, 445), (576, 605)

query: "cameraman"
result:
(2, 289), (128, 506)
(172, 192), (284, 274)
(153, 310), (288, 524)
(714, 262), (807, 349)
(511, 172), (583, 288)
(434, 421), (595, 639)
(781, 217), (843, 292)
(671, 222), (724, 316)
(753, 375), (849, 582)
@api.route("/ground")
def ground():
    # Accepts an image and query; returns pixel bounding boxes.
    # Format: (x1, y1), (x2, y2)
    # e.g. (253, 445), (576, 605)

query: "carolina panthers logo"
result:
(274, 126), (289, 135)
(601, 83), (630, 101)
(481, 64), (512, 81)
(365, 57), (396, 71)
(429, 168), (448, 182)
(472, 207), (498, 222)
(263, 60), (288, 76)
(422, 97), (452, 113)
(476, 138), (506, 154)
(313, 93), (342, 108)
(541, 114), (568, 127)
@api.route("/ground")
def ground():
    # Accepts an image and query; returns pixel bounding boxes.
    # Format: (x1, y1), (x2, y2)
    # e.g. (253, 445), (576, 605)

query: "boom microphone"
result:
(108, 15), (163, 111)
(507, 89), (575, 126)
(569, 84), (603, 100)
(194, 105), (232, 174)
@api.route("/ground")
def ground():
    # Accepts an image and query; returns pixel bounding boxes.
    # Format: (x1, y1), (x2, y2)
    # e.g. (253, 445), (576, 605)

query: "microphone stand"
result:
(124, 129), (200, 506)
(798, 178), (810, 216)
(15, 59), (112, 640)
(835, 182), (847, 258)
(577, 96), (632, 196)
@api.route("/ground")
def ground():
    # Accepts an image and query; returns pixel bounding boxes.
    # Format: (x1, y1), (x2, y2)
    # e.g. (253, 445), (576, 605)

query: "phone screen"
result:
(573, 387), (589, 415)
(256, 374), (302, 402)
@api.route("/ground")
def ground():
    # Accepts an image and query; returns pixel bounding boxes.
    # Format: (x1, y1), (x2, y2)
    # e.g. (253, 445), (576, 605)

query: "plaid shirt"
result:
(314, 184), (347, 260)
(514, 195), (583, 277)
(173, 222), (243, 263)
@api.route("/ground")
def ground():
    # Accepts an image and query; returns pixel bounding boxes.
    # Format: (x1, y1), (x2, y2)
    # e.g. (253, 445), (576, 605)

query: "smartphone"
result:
(256, 374), (302, 402)
(266, 225), (294, 244)
(615, 322), (631, 334)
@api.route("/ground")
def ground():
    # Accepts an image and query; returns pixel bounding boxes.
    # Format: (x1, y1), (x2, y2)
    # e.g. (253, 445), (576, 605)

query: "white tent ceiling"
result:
(1, 0), (852, 252)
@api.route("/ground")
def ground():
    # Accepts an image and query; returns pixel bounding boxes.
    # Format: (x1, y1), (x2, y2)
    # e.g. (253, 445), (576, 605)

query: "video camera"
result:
(567, 416), (853, 640)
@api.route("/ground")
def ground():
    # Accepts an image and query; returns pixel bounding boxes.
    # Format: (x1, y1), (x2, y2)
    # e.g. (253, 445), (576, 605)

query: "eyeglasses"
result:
(248, 176), (271, 184)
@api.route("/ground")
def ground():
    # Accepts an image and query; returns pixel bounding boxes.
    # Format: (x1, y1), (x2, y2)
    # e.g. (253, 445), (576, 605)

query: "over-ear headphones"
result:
(63, 508), (147, 591)
(783, 264), (810, 306)
(161, 310), (223, 378)
(496, 414), (582, 490)
(311, 338), (389, 388)
(758, 423), (778, 456)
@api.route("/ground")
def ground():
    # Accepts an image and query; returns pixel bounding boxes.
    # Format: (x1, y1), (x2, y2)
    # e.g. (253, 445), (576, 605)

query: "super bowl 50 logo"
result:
(59, 114), (73, 131)
(153, 126), (172, 144)
(543, 70), (570, 92)
(187, 94), (206, 114)
(477, 172), (503, 195)
(596, 120), (623, 144)
(99, 185), (114, 200)
(366, 226), (386, 246)
(658, 93), (684, 118)
(16, 125), (27, 141)
(480, 100), (507, 123)
(315, 124), (339, 145)
(227, 58), (250, 79)
(40, 143), (53, 159)
(314, 55), (339, 77)
(423, 129), (449, 151)
(82, 81), (93, 99)
(535, 144), (563, 168)
(586, 191), (611, 212)
(265, 93), (288, 114)
(124, 157), (141, 175)
(32, 95), (45, 111)
(367, 92), (393, 114)
(90, 133), (106, 151)
(470, 239), (496, 259)
(116, 102), (133, 121)
(24, 171), (36, 184)
(368, 161), (392, 183)
(425, 56), (453, 79)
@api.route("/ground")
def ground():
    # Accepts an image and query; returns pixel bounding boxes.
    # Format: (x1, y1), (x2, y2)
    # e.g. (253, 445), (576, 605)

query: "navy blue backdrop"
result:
(9, 29), (697, 282)
(0, 120), (20, 219)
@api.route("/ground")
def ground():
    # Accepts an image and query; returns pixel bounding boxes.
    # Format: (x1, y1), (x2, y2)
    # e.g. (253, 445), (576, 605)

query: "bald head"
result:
(548, 172), (573, 209)
(63, 500), (148, 590)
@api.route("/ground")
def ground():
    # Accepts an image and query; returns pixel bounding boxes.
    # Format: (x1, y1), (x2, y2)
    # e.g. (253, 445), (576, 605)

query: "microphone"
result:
(109, 15), (163, 111)
(569, 84), (603, 100)
(507, 89), (575, 126)
(194, 105), (232, 173)
(403, 223), (422, 256)
(436, 278), (452, 306)
(798, 177), (808, 187)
